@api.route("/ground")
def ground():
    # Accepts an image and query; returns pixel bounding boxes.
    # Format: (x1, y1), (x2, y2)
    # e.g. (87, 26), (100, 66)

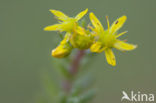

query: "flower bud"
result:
(52, 33), (72, 58)
(52, 43), (72, 58)
(70, 27), (94, 50)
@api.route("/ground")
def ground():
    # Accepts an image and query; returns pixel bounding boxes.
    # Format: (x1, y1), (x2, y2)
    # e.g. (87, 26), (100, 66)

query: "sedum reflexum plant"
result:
(41, 9), (137, 103)
(44, 9), (137, 66)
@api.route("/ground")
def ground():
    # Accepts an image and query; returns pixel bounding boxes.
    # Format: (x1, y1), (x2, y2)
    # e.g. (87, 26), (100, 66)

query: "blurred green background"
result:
(0, 0), (156, 103)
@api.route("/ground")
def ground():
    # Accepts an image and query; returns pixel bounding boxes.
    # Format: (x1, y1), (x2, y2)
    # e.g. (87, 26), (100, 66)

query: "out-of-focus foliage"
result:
(35, 49), (97, 103)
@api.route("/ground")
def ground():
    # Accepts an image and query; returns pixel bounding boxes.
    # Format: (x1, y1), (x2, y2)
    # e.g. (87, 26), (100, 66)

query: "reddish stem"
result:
(62, 50), (85, 93)
(70, 50), (85, 75)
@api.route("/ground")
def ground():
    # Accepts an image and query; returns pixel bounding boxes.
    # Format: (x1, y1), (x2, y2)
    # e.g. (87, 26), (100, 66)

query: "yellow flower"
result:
(89, 12), (137, 66)
(44, 9), (88, 32)
(52, 33), (72, 58)
(70, 26), (94, 49)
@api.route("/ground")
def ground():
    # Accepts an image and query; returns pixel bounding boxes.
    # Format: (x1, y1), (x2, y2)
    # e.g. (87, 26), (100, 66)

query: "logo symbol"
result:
(121, 91), (131, 101)
(121, 91), (155, 102)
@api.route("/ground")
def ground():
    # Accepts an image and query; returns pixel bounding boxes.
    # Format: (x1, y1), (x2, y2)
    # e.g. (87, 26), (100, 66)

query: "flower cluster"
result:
(44, 9), (137, 66)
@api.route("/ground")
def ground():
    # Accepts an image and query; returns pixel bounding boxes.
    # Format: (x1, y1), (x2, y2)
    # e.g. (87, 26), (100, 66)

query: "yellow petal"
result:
(110, 15), (127, 34)
(49, 9), (68, 21)
(44, 24), (61, 31)
(105, 49), (116, 66)
(89, 12), (104, 32)
(90, 42), (104, 53)
(75, 8), (88, 21)
(114, 40), (137, 51)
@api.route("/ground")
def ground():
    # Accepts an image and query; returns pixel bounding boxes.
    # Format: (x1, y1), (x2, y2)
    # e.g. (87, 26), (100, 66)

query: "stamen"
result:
(106, 16), (110, 32)
(116, 31), (128, 38)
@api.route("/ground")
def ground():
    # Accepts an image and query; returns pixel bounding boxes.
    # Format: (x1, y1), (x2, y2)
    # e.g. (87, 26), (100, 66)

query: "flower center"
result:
(62, 18), (77, 32)
(99, 31), (116, 48)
